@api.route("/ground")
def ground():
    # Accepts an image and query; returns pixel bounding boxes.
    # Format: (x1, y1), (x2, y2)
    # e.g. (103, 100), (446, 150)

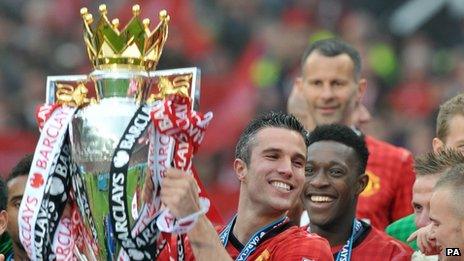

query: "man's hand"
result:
(161, 168), (201, 218)
(407, 223), (440, 255)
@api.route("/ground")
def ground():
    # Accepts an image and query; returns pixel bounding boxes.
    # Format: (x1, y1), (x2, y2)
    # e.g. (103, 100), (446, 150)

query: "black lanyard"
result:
(219, 215), (288, 261)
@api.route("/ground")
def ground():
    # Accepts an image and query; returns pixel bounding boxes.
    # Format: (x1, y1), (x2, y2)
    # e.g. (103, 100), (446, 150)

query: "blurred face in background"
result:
(295, 51), (366, 128)
(412, 175), (440, 228)
(6, 175), (27, 246)
(351, 103), (371, 131)
(433, 114), (464, 153)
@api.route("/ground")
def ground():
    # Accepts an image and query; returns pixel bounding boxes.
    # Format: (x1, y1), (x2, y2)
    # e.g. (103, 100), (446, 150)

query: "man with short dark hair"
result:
(302, 124), (413, 260)
(158, 111), (332, 260)
(6, 154), (31, 260)
(289, 38), (415, 229)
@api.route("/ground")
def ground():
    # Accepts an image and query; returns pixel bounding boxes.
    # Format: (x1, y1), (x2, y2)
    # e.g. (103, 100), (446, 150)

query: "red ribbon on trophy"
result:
(151, 95), (213, 232)
(148, 95), (212, 260)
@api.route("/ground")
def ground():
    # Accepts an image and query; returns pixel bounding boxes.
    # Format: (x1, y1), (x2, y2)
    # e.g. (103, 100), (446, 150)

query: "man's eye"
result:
(305, 166), (314, 176)
(329, 168), (343, 176)
(413, 205), (423, 212)
(265, 154), (278, 160)
(293, 160), (304, 168)
(309, 80), (322, 87)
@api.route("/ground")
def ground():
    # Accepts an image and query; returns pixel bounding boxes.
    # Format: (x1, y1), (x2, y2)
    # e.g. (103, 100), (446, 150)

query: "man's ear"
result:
(356, 173), (369, 195)
(0, 210), (8, 235)
(432, 137), (444, 153)
(234, 158), (247, 182)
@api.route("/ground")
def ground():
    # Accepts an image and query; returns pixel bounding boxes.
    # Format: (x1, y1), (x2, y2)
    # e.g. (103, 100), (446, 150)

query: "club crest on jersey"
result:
(254, 249), (270, 261)
(360, 170), (380, 197)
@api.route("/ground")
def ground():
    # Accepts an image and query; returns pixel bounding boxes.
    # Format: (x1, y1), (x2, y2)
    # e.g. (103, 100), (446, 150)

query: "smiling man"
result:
(290, 38), (415, 229)
(158, 112), (332, 260)
(302, 124), (412, 260)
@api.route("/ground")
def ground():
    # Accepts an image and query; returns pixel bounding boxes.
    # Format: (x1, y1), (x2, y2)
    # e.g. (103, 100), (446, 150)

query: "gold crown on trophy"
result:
(80, 4), (170, 71)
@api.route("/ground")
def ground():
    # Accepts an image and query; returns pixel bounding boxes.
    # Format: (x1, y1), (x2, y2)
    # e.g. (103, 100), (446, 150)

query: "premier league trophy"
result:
(18, 4), (210, 261)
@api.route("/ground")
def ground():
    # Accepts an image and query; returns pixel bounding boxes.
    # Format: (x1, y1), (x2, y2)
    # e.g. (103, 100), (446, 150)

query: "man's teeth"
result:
(310, 196), (334, 202)
(271, 181), (291, 191)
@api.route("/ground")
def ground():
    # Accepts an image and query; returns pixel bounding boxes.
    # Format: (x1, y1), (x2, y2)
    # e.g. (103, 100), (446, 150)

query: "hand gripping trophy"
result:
(18, 4), (212, 261)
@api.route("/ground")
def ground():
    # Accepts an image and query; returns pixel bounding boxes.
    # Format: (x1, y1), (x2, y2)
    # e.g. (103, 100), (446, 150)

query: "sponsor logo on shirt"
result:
(360, 170), (380, 197)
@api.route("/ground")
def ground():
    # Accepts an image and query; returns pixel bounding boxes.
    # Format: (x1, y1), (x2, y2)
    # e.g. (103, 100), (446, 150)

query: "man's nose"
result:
(277, 158), (293, 178)
(309, 170), (329, 188)
(320, 84), (335, 100)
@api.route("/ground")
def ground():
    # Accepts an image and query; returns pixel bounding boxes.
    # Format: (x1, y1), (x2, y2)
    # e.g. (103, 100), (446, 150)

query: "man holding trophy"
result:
(156, 112), (333, 260)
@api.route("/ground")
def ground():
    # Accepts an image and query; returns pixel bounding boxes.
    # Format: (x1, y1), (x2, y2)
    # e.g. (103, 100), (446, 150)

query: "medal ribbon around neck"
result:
(219, 215), (288, 261)
(335, 219), (363, 261)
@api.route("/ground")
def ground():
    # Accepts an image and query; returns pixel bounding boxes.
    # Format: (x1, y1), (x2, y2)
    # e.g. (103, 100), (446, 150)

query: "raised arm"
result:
(161, 168), (233, 261)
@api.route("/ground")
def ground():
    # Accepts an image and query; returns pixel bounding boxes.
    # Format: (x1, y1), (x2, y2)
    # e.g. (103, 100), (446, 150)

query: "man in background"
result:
(386, 93), (464, 250)
(0, 178), (12, 260)
(5, 154), (31, 260)
(289, 38), (415, 229)
(386, 149), (464, 261)
(432, 93), (464, 153)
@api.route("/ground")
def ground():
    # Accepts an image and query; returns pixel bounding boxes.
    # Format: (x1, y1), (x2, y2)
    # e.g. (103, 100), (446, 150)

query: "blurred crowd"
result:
(1, 0), (464, 220)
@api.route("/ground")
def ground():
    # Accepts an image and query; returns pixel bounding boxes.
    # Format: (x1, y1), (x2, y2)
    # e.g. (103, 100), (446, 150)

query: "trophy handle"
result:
(148, 67), (201, 110)
(46, 75), (89, 105)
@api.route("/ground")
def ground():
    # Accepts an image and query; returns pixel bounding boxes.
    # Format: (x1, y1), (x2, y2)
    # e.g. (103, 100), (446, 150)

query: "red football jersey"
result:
(331, 223), (413, 260)
(356, 136), (415, 229)
(159, 224), (333, 260)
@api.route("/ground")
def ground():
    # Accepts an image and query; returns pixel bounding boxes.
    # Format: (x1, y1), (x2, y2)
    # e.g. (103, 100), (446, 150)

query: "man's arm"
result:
(186, 215), (232, 260)
(161, 168), (232, 261)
